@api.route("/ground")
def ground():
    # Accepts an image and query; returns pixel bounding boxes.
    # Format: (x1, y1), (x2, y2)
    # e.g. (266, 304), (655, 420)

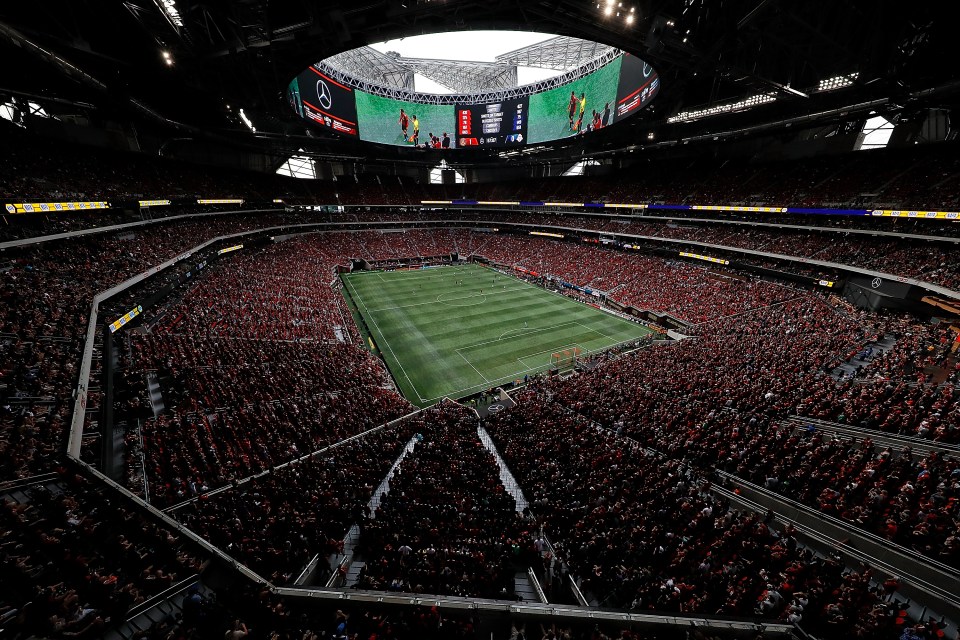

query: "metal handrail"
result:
(124, 574), (200, 622)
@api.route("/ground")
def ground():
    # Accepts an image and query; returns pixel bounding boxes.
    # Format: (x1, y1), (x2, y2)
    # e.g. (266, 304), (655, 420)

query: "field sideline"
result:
(341, 262), (654, 406)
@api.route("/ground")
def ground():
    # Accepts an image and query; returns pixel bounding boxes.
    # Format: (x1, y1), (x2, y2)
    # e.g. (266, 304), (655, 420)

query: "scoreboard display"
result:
(455, 97), (528, 147)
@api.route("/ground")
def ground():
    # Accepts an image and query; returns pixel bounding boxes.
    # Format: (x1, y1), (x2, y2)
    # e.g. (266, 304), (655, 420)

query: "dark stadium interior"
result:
(1, 2), (959, 640)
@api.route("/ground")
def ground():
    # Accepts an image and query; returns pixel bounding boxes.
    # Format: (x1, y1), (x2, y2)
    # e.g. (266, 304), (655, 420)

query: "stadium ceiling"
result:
(495, 36), (616, 71)
(0, 0), (952, 164)
(323, 36), (615, 94)
(325, 47), (520, 94)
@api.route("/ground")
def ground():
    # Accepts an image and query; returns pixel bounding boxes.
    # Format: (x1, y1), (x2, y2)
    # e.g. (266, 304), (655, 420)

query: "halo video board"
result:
(288, 53), (658, 148)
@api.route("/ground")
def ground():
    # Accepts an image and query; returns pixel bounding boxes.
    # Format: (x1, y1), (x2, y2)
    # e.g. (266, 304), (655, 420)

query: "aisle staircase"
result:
(831, 332), (897, 380)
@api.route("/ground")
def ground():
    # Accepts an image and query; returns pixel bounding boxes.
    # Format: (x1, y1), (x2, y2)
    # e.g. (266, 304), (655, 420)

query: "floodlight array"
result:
(596, 0), (636, 25)
(818, 72), (859, 92)
(668, 93), (776, 123)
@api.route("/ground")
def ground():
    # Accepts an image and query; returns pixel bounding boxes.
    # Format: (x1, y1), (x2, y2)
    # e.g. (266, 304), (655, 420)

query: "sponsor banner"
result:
(301, 67), (359, 137)
(198, 198), (244, 205)
(530, 231), (564, 238)
(138, 199), (171, 207)
(871, 209), (960, 219)
(787, 207), (868, 216)
(679, 251), (730, 265)
(692, 205), (788, 213)
(109, 305), (143, 334)
(6, 201), (109, 214)
(217, 244), (244, 255)
(817, 279), (835, 288)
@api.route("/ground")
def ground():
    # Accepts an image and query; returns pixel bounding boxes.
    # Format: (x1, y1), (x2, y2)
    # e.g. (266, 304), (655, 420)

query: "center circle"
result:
(436, 292), (488, 307)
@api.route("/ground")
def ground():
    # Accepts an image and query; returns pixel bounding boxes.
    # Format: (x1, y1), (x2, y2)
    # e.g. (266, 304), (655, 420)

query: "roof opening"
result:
(857, 115), (895, 151)
(276, 155), (317, 179)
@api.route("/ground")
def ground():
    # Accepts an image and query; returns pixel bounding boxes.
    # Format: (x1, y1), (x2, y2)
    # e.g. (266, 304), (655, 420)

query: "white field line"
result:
(344, 277), (425, 402)
(456, 349), (491, 384)
(366, 285), (530, 313)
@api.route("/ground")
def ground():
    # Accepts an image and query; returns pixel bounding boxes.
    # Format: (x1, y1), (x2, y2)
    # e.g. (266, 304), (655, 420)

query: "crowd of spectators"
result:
(356, 404), (531, 598)
(125, 576), (766, 640)
(1, 183), (958, 638)
(494, 293), (957, 571)
(485, 394), (903, 638)
(123, 246), (419, 503)
(122, 231), (516, 505)
(421, 142), (960, 212)
(0, 469), (206, 638)
(0, 211), (327, 483)
(472, 234), (797, 323)
(442, 213), (960, 290)
(0, 128), (317, 203)
(171, 413), (422, 584)
(4, 127), (956, 211)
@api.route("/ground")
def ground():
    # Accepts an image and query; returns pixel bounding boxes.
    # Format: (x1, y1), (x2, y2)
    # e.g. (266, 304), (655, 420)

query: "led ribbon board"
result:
(871, 210), (960, 219)
(109, 305), (143, 333)
(680, 251), (730, 265)
(5, 201), (108, 214)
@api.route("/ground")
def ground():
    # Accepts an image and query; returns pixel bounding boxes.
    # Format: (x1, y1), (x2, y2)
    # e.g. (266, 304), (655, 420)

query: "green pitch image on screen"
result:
(527, 57), (623, 144)
(355, 91), (455, 146)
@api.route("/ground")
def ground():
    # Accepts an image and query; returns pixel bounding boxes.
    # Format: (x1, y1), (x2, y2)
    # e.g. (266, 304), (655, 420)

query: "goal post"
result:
(550, 347), (582, 370)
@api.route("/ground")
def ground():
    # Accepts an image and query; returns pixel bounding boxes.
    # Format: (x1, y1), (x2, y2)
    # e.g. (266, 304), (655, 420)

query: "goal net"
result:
(550, 347), (582, 370)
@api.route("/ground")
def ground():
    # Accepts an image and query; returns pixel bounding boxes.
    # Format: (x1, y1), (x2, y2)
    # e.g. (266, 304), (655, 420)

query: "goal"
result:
(550, 347), (582, 370)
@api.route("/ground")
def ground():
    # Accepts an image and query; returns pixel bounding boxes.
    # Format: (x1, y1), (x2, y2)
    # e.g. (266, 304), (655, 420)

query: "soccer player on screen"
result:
(399, 109), (409, 139)
(568, 91), (577, 130)
(411, 115), (420, 144)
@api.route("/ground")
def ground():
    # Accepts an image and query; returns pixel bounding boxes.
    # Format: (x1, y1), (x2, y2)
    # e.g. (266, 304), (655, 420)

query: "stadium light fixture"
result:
(818, 72), (859, 91)
(668, 92), (776, 123)
(162, 51), (173, 66)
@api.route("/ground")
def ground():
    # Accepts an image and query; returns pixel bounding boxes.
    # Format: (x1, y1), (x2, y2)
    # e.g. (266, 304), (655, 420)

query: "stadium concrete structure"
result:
(0, 2), (959, 640)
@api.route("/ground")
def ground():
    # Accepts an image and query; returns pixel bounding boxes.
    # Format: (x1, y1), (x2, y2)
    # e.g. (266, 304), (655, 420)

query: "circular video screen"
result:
(287, 32), (659, 149)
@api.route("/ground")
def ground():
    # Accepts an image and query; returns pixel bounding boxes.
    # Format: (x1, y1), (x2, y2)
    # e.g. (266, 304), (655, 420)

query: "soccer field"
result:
(341, 263), (654, 406)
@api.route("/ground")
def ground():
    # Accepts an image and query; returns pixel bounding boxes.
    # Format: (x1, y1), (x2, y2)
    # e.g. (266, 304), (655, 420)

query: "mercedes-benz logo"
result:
(316, 80), (332, 110)
(871, 277), (882, 289)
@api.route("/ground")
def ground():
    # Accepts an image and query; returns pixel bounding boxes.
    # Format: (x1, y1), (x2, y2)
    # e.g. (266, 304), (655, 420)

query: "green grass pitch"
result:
(341, 263), (654, 407)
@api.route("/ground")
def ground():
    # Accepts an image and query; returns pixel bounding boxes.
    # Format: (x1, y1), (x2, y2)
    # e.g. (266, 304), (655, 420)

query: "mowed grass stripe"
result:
(342, 263), (653, 405)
